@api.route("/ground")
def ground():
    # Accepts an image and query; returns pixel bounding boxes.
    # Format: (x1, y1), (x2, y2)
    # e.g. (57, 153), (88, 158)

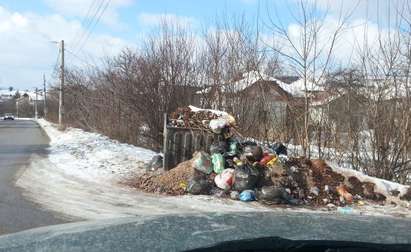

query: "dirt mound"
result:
(134, 160), (197, 195)
(280, 158), (345, 206)
(280, 158), (387, 206)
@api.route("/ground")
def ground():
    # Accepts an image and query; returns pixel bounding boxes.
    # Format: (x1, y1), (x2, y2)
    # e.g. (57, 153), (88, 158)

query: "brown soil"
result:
(132, 160), (197, 195)
(347, 176), (364, 195)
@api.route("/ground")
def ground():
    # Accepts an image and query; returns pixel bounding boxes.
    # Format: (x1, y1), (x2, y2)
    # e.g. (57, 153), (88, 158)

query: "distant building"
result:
(194, 71), (298, 139)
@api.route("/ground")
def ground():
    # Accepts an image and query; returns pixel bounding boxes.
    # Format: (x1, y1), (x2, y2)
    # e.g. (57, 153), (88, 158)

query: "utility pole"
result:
(43, 73), (47, 119)
(58, 40), (64, 127)
(35, 87), (38, 119)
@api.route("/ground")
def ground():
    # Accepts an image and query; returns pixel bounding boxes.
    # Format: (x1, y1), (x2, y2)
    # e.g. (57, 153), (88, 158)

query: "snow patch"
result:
(188, 105), (228, 117)
(329, 162), (410, 198)
(36, 119), (155, 183)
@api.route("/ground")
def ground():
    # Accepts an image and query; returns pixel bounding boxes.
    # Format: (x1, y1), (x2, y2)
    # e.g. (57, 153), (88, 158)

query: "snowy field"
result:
(15, 119), (411, 220)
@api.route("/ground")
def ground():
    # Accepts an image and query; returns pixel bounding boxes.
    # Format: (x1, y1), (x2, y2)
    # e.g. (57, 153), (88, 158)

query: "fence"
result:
(163, 114), (216, 170)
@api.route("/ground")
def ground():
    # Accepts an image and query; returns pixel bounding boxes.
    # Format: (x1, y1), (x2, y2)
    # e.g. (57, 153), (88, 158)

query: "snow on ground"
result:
(37, 119), (155, 183)
(15, 119), (411, 220)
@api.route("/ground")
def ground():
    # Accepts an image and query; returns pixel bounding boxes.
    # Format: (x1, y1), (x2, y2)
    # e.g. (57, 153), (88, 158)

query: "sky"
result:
(0, 0), (407, 90)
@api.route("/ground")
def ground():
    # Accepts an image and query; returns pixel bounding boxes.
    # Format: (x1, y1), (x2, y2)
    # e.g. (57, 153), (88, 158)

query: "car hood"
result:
(0, 211), (410, 251)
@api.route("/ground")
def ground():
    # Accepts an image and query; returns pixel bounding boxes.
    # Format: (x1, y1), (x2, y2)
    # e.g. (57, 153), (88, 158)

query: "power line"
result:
(75, 0), (111, 54)
(72, 0), (102, 51)
(71, 0), (100, 50)
(51, 48), (61, 80)
(65, 48), (96, 68)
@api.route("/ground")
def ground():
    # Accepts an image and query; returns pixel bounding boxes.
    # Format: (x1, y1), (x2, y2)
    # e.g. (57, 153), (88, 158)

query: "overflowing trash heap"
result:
(134, 106), (407, 207)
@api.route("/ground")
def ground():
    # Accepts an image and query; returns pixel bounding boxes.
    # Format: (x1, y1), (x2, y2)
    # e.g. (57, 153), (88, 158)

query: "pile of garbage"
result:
(134, 107), (404, 207)
(168, 106), (237, 134)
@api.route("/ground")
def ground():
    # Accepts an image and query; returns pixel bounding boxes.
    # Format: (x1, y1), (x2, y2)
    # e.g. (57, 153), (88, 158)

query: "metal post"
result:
(58, 40), (64, 127)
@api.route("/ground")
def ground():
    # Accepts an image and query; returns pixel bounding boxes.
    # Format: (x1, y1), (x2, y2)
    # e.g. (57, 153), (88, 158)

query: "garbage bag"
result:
(224, 158), (235, 168)
(283, 195), (299, 205)
(256, 186), (285, 202)
(192, 151), (212, 174)
(226, 138), (239, 156)
(239, 190), (256, 202)
(243, 145), (263, 162)
(233, 164), (261, 191)
(266, 156), (279, 168)
(209, 141), (227, 154)
(271, 143), (287, 156)
(233, 157), (244, 167)
(211, 153), (225, 174)
(146, 154), (163, 171)
(257, 167), (275, 187)
(230, 191), (240, 200)
(209, 118), (228, 134)
(222, 114), (236, 127)
(259, 154), (276, 166)
(214, 168), (234, 190)
(187, 178), (210, 195)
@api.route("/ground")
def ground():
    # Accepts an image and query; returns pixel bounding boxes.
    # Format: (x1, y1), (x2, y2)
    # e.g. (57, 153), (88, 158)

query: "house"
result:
(0, 89), (18, 102)
(309, 89), (368, 133)
(194, 71), (297, 139)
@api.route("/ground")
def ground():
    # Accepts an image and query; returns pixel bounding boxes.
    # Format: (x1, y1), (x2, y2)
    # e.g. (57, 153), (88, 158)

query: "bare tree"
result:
(265, 0), (356, 157)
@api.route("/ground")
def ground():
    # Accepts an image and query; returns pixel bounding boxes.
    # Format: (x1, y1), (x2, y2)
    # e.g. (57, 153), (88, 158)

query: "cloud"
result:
(0, 5), (131, 89)
(262, 13), (387, 72)
(43, 0), (133, 28)
(138, 13), (197, 28)
(304, 0), (407, 26)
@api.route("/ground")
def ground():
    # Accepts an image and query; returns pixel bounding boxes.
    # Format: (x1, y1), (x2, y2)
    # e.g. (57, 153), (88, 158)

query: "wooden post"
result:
(43, 73), (47, 118)
(163, 113), (168, 170)
(59, 40), (64, 127)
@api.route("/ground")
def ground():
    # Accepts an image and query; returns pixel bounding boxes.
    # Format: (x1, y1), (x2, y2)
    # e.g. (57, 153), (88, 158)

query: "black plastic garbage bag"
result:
(146, 154), (163, 171)
(226, 138), (240, 156)
(187, 178), (210, 195)
(256, 186), (285, 202)
(271, 142), (287, 156)
(256, 186), (299, 204)
(233, 164), (261, 191)
(243, 145), (263, 162)
(209, 141), (227, 154)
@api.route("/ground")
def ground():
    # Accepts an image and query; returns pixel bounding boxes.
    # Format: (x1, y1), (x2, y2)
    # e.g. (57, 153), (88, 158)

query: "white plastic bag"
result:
(209, 118), (227, 134)
(214, 168), (235, 190)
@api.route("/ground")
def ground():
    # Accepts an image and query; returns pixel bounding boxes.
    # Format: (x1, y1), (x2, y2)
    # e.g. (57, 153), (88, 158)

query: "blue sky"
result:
(0, 0), (403, 89)
(0, 0), (269, 89)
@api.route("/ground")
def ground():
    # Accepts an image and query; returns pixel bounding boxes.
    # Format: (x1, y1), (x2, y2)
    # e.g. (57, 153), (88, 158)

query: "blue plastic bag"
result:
(239, 190), (256, 202)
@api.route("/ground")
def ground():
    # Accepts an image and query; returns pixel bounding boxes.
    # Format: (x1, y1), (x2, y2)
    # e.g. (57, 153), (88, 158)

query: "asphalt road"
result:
(0, 119), (66, 234)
